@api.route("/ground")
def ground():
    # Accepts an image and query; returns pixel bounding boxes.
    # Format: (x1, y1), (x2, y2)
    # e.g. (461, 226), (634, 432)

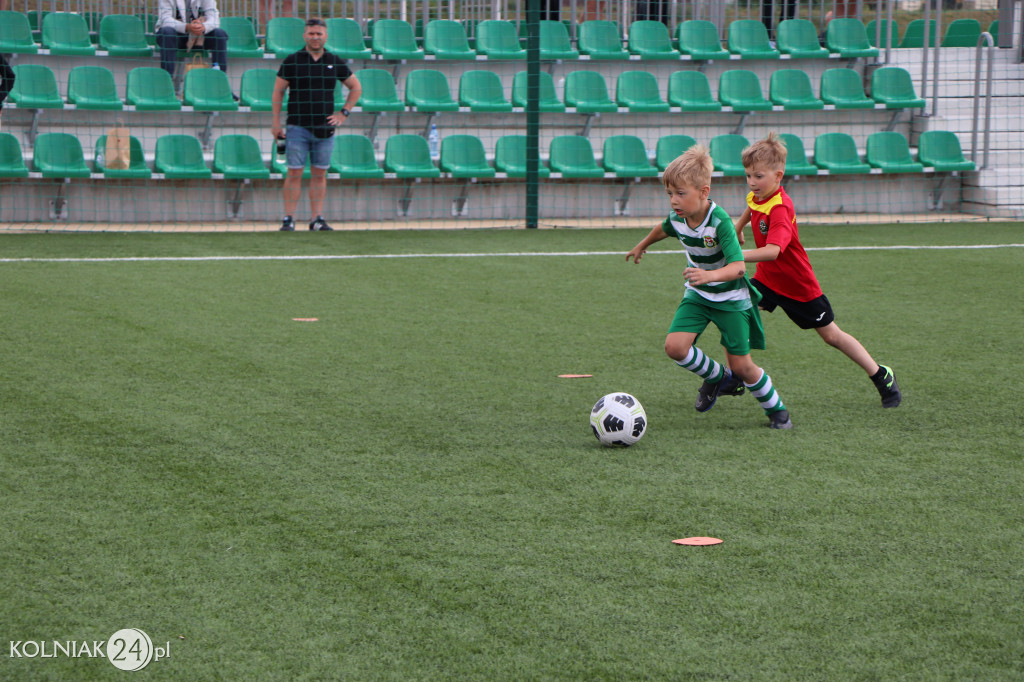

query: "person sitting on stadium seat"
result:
(155, 0), (229, 79)
(0, 53), (14, 120)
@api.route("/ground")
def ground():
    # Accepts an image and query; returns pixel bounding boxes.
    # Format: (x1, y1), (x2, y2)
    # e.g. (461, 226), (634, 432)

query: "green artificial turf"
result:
(1, 223), (1022, 680)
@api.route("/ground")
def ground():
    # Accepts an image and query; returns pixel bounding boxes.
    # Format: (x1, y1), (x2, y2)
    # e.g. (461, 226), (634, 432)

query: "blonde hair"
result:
(662, 143), (713, 190)
(742, 132), (788, 171)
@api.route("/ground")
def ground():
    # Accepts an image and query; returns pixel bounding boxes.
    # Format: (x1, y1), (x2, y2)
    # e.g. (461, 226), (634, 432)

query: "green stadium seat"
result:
(184, 69), (239, 111)
(718, 70), (773, 111)
(0, 132), (30, 178)
(440, 134), (496, 178)
(126, 67), (181, 111)
(384, 134), (440, 178)
(871, 67), (925, 109)
(866, 131), (924, 173)
(776, 19), (829, 58)
(814, 132), (871, 173)
(356, 69), (405, 112)
(777, 133), (818, 175)
(917, 130), (975, 172)
(67, 66), (123, 110)
(825, 18), (879, 58)
(865, 19), (899, 48)
(899, 19), (937, 48)
(33, 132), (91, 178)
(475, 20), (526, 59)
(676, 20), (729, 60)
(728, 19), (780, 59)
(423, 19), (474, 59)
(988, 20), (999, 47)
(564, 71), (617, 112)
(616, 70), (669, 112)
(512, 71), (565, 112)
(28, 10), (48, 41)
(942, 18), (981, 47)
(155, 135), (211, 178)
(99, 14), (153, 56)
(709, 134), (749, 176)
(239, 68), (277, 111)
(668, 71), (722, 111)
(372, 19), (424, 59)
(577, 20), (628, 59)
(459, 70), (512, 112)
(628, 20), (681, 59)
(769, 69), (824, 110)
(404, 69), (458, 112)
(324, 18), (371, 59)
(540, 20), (579, 59)
(9, 64), (63, 109)
(655, 134), (697, 171)
(0, 10), (39, 53)
(329, 134), (385, 178)
(221, 16), (263, 58)
(213, 134), (270, 179)
(603, 135), (658, 177)
(549, 135), (605, 178)
(94, 134), (151, 178)
(41, 12), (96, 55)
(820, 68), (874, 109)
(265, 17), (304, 57)
(494, 135), (550, 178)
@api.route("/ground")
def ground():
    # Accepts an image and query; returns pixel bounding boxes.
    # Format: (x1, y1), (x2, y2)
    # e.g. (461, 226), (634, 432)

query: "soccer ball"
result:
(590, 392), (647, 447)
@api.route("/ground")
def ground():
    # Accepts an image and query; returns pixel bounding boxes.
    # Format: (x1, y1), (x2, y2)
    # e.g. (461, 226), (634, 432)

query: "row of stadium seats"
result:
(6, 63), (925, 114)
(0, 129), (974, 180)
(0, 11), (992, 61)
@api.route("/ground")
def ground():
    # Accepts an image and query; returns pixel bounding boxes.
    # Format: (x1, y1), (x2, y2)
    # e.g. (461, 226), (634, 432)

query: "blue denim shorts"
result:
(286, 125), (333, 170)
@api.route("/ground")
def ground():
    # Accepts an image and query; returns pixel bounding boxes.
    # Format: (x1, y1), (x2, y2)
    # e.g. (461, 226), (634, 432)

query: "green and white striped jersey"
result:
(660, 201), (756, 311)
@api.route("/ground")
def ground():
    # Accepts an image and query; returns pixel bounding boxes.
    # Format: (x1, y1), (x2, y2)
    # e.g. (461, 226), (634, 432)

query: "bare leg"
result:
(815, 321), (879, 375)
(283, 168), (303, 216)
(309, 167), (328, 220)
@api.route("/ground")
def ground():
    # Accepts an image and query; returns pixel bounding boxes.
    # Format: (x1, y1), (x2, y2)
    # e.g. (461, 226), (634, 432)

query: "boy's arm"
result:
(734, 207), (751, 245)
(626, 226), (668, 264)
(743, 244), (782, 263)
(684, 260), (745, 286)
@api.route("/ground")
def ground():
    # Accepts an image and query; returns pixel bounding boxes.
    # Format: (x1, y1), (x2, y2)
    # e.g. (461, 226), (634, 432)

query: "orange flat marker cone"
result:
(672, 537), (723, 546)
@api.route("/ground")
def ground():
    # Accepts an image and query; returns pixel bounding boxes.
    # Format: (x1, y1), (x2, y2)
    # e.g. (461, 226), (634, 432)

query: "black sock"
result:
(870, 366), (888, 384)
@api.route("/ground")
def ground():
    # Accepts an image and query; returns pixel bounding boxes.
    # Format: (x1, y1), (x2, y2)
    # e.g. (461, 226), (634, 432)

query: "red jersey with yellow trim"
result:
(747, 186), (823, 302)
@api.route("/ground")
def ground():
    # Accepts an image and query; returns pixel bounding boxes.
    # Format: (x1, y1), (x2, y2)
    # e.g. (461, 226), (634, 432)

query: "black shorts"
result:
(751, 278), (835, 329)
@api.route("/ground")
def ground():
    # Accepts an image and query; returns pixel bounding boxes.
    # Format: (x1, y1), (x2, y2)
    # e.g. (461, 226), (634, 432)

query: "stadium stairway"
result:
(890, 46), (1024, 217)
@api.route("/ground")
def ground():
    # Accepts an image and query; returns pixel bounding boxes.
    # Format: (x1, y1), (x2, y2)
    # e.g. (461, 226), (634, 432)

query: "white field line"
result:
(0, 244), (1022, 264)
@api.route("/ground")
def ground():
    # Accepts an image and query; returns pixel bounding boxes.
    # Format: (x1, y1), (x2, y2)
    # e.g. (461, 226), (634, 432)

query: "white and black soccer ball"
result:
(590, 392), (647, 447)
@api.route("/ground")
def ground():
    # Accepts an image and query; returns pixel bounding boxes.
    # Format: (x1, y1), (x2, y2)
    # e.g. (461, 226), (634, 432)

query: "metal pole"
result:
(971, 33), (995, 169)
(920, 0), (930, 108)
(525, 0), (540, 229)
(931, 0), (942, 116)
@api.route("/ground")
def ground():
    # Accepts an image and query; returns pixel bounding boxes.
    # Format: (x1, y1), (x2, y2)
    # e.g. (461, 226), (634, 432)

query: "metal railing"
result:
(971, 31), (995, 171)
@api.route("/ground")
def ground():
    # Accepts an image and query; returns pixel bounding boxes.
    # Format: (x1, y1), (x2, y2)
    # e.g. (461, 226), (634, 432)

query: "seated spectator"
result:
(156, 0), (229, 78)
(0, 53), (14, 116)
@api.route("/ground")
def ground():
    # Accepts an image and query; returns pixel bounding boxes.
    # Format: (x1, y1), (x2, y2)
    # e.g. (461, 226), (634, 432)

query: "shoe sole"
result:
(695, 382), (723, 413)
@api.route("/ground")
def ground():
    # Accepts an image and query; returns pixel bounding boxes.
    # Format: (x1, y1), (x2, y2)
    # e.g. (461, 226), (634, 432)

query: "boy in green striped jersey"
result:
(626, 144), (792, 429)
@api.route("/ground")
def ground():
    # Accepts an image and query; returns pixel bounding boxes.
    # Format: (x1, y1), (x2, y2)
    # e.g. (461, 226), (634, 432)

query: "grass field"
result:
(1, 223), (1022, 680)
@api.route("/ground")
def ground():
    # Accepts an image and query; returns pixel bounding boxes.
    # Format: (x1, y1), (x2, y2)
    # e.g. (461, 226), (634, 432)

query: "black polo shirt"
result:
(277, 50), (354, 138)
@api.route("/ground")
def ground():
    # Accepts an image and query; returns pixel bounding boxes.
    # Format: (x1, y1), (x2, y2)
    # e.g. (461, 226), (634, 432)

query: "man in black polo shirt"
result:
(272, 18), (362, 232)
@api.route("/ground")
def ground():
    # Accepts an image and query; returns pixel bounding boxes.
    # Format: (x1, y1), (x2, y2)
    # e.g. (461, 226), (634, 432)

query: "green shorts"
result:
(668, 298), (766, 355)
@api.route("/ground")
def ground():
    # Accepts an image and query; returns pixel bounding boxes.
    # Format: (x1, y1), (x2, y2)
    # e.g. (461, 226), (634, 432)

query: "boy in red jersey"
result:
(727, 132), (901, 408)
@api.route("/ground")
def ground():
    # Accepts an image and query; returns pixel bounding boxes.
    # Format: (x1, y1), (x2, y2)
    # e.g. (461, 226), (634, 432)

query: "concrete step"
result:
(962, 184), (1024, 205)
(962, 201), (1024, 219)
(962, 168), (1024, 188)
